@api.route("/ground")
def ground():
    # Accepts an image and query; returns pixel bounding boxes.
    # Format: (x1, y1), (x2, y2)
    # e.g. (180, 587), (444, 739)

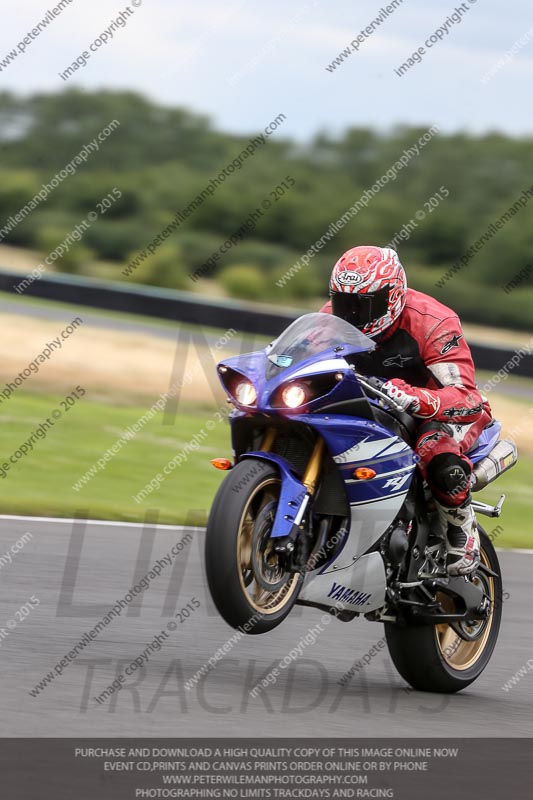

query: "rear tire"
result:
(205, 458), (302, 634)
(385, 526), (502, 693)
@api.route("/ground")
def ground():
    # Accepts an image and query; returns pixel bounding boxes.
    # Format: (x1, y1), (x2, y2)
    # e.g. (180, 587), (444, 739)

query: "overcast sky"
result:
(2, 0), (532, 140)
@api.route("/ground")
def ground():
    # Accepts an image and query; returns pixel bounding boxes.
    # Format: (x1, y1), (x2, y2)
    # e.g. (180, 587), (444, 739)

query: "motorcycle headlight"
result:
(281, 383), (307, 408)
(217, 365), (257, 408)
(234, 379), (257, 406)
(271, 372), (344, 410)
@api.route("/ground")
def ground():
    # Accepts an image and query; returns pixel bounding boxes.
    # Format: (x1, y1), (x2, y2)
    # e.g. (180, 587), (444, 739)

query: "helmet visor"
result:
(330, 287), (389, 330)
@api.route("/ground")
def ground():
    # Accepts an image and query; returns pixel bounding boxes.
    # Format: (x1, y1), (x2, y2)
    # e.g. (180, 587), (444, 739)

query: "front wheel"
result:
(385, 525), (502, 693)
(205, 458), (302, 634)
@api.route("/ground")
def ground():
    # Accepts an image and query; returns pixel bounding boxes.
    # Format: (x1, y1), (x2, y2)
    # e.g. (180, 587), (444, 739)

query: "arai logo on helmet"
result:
(337, 271), (364, 287)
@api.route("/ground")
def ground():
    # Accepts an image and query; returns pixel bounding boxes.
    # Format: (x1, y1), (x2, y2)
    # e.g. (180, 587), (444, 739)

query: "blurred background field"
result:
(0, 90), (531, 546)
(1, 90), (533, 331)
(0, 295), (530, 547)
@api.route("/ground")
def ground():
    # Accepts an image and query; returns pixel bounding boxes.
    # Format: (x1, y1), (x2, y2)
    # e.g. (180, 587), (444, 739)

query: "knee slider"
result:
(427, 453), (471, 494)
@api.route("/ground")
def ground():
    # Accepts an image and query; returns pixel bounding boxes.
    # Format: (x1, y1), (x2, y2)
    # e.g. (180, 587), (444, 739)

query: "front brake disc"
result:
(251, 501), (292, 592)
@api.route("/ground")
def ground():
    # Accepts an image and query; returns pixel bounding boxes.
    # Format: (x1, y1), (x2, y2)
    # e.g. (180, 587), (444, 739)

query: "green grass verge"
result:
(480, 457), (532, 549)
(0, 391), (230, 525)
(0, 390), (530, 547)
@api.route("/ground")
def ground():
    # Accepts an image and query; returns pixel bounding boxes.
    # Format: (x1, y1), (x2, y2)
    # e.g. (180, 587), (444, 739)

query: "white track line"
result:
(0, 514), (530, 552)
(0, 514), (200, 531)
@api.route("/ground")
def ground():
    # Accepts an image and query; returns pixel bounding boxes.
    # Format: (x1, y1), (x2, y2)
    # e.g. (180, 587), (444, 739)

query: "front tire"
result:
(385, 526), (502, 693)
(205, 458), (302, 634)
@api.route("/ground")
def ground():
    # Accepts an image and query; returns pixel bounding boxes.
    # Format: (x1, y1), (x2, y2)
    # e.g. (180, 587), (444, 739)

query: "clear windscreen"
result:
(265, 312), (374, 378)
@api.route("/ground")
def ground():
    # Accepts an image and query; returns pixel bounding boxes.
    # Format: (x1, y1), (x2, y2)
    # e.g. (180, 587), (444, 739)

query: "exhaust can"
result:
(472, 439), (517, 491)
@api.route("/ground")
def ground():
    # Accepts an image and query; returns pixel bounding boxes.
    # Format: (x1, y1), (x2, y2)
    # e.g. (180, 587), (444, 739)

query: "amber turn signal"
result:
(353, 467), (376, 480)
(211, 458), (233, 470)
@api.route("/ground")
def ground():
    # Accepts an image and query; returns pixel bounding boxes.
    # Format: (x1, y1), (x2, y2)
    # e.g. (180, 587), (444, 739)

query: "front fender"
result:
(240, 452), (307, 539)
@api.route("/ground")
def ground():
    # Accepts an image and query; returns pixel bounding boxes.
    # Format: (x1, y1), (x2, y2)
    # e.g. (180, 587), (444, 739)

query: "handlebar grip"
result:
(365, 376), (385, 391)
(353, 371), (407, 415)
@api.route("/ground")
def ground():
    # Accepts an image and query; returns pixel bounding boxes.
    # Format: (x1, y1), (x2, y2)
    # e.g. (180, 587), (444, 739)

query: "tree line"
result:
(0, 89), (531, 330)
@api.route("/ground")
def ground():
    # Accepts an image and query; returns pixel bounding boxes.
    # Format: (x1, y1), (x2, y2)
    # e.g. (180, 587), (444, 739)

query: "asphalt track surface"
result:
(1, 515), (531, 737)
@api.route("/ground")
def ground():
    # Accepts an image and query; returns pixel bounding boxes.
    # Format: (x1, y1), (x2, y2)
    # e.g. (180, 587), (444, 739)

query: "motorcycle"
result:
(205, 312), (517, 693)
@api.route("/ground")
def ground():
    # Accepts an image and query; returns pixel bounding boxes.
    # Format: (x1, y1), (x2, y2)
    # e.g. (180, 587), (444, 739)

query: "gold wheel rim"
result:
(435, 547), (494, 671)
(236, 476), (300, 615)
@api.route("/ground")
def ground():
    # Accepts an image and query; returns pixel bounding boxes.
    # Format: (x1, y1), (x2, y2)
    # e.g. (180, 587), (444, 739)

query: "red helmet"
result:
(329, 245), (407, 338)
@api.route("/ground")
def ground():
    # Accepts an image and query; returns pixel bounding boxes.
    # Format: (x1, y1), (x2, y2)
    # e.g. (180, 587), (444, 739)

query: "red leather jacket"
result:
(321, 288), (492, 425)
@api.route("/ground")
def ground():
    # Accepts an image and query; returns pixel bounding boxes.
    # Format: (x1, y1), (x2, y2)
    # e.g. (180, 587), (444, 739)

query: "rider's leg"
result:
(415, 422), (481, 576)
(427, 452), (480, 576)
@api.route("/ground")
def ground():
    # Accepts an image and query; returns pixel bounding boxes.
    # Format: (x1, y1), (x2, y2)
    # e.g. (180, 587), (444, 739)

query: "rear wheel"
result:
(205, 458), (302, 633)
(385, 526), (502, 692)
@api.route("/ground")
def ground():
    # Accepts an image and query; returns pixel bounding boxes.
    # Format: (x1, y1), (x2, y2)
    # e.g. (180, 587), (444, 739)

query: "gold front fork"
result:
(260, 428), (324, 496)
(260, 427), (277, 451)
(302, 437), (325, 496)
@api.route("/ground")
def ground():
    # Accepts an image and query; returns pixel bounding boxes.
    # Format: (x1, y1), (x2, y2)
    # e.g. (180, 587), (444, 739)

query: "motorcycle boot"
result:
(436, 496), (480, 576)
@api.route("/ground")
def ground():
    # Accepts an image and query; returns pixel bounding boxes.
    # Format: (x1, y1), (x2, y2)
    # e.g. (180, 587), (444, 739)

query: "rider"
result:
(322, 245), (491, 575)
